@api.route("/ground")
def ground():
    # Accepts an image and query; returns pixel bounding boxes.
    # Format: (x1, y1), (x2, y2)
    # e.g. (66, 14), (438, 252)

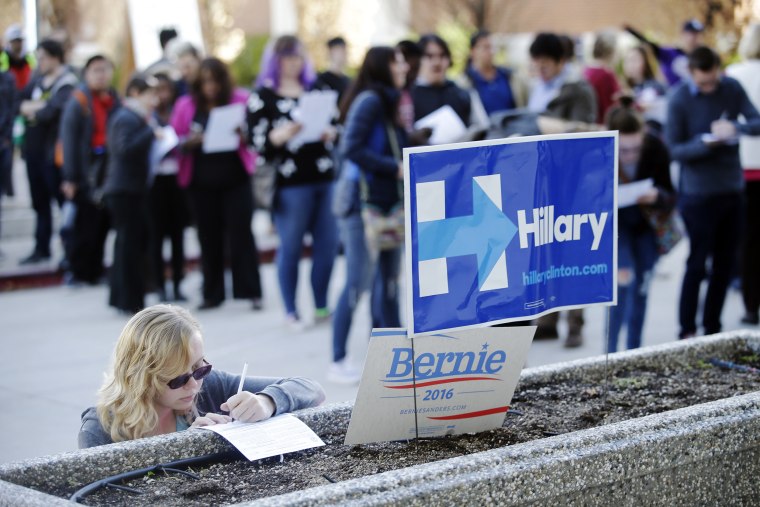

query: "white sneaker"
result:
(284, 314), (306, 332)
(327, 359), (363, 385)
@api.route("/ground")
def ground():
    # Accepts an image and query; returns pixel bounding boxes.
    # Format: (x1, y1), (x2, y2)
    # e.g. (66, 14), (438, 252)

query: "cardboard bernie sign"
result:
(345, 326), (535, 445)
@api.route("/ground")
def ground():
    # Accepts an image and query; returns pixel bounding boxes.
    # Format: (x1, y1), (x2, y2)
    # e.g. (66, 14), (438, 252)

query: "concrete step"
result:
(1, 204), (54, 239)
(0, 152), (292, 288)
(0, 210), (290, 291)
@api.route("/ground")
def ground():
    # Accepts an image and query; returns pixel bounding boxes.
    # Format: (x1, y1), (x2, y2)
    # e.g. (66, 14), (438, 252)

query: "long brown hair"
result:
(626, 45), (660, 87)
(191, 57), (234, 112)
(338, 46), (400, 124)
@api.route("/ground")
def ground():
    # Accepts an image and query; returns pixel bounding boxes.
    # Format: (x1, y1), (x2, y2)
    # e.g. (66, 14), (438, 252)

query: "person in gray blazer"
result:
(102, 75), (159, 313)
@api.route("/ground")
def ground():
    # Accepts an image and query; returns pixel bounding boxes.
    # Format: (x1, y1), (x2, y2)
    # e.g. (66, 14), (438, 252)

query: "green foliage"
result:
(111, 64), (124, 94)
(229, 34), (270, 89)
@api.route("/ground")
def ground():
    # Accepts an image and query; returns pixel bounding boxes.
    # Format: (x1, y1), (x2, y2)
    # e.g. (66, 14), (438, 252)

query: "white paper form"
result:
(202, 103), (246, 153)
(414, 105), (468, 145)
(150, 125), (179, 166)
(287, 90), (339, 151)
(618, 178), (654, 208)
(201, 414), (325, 461)
(700, 133), (739, 146)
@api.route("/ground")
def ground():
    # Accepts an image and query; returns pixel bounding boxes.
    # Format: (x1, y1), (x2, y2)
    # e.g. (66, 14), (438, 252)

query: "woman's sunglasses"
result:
(167, 360), (213, 389)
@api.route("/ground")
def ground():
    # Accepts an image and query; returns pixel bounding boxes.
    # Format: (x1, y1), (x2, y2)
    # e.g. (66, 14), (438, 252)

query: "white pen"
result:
(237, 362), (248, 394)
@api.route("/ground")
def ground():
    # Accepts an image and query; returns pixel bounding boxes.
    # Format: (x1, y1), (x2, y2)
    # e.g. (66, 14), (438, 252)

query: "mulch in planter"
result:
(65, 348), (760, 506)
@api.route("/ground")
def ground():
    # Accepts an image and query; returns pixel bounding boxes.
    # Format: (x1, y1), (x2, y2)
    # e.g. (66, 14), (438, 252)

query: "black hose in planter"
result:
(709, 358), (760, 375)
(70, 450), (240, 503)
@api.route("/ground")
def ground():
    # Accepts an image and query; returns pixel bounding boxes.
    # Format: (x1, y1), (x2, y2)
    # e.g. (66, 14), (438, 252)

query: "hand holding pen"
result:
(710, 110), (738, 141)
(220, 362), (276, 423)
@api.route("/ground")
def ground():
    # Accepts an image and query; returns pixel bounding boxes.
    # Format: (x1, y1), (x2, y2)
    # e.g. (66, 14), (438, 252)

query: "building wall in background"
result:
(8, 0), (759, 87)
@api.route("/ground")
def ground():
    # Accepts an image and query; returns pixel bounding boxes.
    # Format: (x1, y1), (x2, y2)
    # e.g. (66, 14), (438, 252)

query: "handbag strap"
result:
(385, 120), (404, 199)
(358, 119), (404, 206)
(385, 120), (402, 161)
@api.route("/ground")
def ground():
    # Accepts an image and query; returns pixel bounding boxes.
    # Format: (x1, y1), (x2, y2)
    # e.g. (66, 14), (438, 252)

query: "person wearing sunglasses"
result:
(78, 304), (325, 448)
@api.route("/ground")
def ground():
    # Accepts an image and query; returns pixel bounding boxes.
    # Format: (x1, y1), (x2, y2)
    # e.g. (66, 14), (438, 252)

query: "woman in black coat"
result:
(103, 75), (159, 314)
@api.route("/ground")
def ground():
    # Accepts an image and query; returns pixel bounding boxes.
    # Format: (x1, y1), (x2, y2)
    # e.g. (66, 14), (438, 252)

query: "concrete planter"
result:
(2, 331), (759, 506)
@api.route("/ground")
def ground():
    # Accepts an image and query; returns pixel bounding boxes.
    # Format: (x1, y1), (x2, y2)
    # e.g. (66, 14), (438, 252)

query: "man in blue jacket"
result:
(666, 46), (760, 338)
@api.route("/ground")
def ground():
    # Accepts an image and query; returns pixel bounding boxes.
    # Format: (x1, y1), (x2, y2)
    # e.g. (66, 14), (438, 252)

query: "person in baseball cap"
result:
(4, 24), (23, 43)
(682, 19), (705, 33)
(681, 18), (705, 54)
(1, 24), (36, 90)
(624, 18), (706, 87)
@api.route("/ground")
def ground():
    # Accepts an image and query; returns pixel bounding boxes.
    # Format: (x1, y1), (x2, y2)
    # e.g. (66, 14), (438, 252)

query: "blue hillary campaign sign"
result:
(404, 132), (617, 336)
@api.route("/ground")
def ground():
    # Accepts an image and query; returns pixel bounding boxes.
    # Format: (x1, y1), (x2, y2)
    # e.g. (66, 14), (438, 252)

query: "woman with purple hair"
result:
(248, 35), (338, 330)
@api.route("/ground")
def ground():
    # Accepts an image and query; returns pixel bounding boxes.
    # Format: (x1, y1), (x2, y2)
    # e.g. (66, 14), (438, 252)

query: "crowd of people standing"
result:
(1, 18), (760, 384)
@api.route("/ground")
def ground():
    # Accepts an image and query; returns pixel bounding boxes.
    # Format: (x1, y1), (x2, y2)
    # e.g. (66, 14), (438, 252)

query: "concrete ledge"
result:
(1, 331), (758, 505)
(255, 392), (759, 506)
(0, 479), (70, 506)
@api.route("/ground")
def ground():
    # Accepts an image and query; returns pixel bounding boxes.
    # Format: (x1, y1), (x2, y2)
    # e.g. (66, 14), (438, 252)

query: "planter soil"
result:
(71, 346), (760, 506)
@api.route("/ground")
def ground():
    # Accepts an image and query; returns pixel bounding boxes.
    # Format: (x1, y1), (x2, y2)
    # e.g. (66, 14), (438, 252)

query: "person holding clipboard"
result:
(171, 57), (263, 311)
(78, 304), (325, 448)
(247, 35), (338, 330)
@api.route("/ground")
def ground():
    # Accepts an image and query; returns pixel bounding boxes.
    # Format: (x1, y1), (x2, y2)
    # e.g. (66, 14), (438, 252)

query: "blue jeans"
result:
(370, 244), (402, 330)
(607, 208), (659, 352)
(332, 212), (370, 362)
(331, 211), (402, 362)
(273, 182), (338, 317)
(678, 193), (743, 336)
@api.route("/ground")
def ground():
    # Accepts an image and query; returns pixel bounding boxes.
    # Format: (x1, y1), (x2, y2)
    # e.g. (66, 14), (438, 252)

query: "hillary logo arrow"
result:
(417, 175), (517, 291)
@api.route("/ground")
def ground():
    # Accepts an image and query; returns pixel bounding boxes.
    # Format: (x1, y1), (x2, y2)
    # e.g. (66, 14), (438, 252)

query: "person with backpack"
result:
(18, 39), (78, 265)
(59, 55), (120, 285)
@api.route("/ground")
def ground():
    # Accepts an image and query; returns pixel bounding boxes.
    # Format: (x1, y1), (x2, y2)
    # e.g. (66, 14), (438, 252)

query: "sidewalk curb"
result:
(0, 247), (290, 292)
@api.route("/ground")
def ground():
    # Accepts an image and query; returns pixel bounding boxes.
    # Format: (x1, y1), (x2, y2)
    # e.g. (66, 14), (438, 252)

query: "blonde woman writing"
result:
(79, 305), (325, 448)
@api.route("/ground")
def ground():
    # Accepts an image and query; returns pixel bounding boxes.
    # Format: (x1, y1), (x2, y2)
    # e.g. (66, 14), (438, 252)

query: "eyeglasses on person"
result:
(167, 360), (212, 389)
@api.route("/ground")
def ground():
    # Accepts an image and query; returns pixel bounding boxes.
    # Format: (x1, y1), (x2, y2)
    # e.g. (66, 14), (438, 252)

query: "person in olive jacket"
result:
(102, 75), (159, 314)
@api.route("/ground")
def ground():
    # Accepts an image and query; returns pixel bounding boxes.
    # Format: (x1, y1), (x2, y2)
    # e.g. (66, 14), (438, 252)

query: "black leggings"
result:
(106, 194), (148, 312)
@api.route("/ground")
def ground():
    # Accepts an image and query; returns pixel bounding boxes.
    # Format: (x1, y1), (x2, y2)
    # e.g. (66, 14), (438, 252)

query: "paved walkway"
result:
(0, 154), (751, 464)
